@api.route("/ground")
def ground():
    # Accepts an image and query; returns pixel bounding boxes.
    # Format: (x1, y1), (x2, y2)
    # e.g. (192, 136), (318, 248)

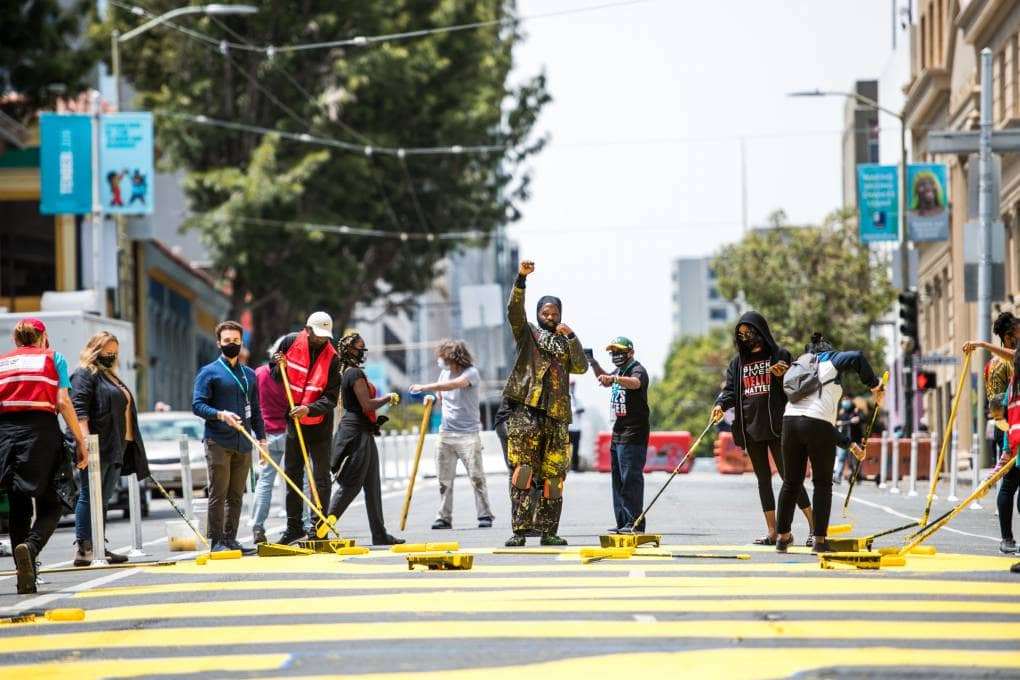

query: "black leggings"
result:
(776, 416), (836, 536)
(998, 463), (1020, 542)
(745, 437), (810, 512)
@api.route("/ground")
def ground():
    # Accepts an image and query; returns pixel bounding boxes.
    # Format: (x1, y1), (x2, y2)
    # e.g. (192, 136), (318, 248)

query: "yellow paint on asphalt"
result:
(5, 620), (1020, 655)
(283, 647), (1020, 680)
(77, 575), (1020, 600)
(72, 592), (1020, 623)
(3, 654), (288, 680)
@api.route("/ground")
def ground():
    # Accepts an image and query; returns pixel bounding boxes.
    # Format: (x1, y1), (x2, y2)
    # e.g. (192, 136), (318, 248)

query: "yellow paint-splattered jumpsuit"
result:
(502, 279), (589, 535)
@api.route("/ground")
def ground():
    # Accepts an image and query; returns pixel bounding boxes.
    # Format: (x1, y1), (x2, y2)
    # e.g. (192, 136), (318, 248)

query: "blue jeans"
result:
(610, 441), (647, 530)
(251, 433), (286, 531)
(75, 461), (123, 542)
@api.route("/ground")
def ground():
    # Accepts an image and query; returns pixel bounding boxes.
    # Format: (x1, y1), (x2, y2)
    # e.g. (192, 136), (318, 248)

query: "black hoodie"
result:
(715, 311), (792, 448)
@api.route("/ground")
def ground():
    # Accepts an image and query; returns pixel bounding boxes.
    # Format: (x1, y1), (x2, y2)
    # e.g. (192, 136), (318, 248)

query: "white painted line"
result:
(0, 567), (142, 615)
(628, 569), (646, 578)
(633, 614), (657, 623)
(834, 491), (999, 542)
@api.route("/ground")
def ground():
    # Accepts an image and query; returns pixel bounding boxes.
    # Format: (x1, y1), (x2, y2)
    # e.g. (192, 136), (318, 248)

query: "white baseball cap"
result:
(306, 311), (334, 339)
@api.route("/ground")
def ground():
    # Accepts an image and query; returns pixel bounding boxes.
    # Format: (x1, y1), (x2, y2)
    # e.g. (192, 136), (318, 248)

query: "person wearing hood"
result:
(713, 312), (814, 546)
(502, 260), (590, 547)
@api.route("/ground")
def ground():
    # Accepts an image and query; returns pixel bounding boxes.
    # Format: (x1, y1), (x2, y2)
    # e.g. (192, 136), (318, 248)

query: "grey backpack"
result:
(783, 353), (836, 403)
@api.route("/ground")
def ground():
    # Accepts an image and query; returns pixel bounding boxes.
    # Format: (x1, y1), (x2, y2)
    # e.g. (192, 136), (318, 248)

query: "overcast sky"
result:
(508, 0), (901, 420)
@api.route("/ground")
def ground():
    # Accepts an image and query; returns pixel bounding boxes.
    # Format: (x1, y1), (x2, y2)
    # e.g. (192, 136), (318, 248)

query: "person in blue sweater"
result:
(192, 320), (265, 554)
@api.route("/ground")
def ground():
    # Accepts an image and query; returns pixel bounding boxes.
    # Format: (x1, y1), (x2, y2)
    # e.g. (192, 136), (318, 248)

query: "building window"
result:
(708, 286), (720, 300)
(0, 203), (56, 306)
(383, 323), (407, 375)
(709, 307), (728, 321)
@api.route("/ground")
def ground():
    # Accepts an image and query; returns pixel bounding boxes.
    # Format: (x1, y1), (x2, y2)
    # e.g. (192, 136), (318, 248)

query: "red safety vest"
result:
(1008, 380), (1020, 454)
(0, 346), (60, 414)
(285, 330), (337, 426)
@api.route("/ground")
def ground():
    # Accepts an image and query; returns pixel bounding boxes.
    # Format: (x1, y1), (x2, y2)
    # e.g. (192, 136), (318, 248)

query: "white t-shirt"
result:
(438, 366), (481, 434)
(783, 357), (843, 424)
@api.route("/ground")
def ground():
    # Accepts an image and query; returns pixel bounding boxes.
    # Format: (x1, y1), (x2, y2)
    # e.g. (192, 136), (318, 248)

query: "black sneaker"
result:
(252, 527), (267, 545)
(432, 518), (452, 530)
(805, 536), (815, 548)
(1000, 539), (1017, 554)
(73, 540), (92, 567)
(505, 534), (526, 547)
(1012, 562), (1020, 574)
(540, 533), (568, 546)
(210, 541), (232, 553)
(776, 535), (795, 553)
(105, 547), (129, 564)
(478, 517), (493, 529)
(224, 538), (256, 556)
(14, 543), (37, 594)
(618, 524), (635, 534)
(277, 528), (306, 546)
(811, 539), (834, 554)
(372, 534), (405, 546)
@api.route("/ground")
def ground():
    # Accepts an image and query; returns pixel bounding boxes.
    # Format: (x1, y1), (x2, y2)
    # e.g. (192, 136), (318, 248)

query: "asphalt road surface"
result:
(2, 459), (1019, 679)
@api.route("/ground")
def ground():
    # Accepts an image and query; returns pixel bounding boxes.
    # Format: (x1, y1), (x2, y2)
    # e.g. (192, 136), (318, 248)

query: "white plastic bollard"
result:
(126, 473), (147, 557)
(379, 432), (388, 483)
(178, 435), (195, 520)
(970, 440), (983, 510)
(402, 430), (412, 480)
(929, 430), (939, 499)
(889, 435), (900, 494)
(948, 430), (959, 502)
(907, 432), (919, 497)
(879, 432), (889, 489)
(87, 434), (108, 566)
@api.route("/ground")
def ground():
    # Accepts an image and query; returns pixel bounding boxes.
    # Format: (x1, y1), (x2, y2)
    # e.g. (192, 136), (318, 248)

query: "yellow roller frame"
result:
(920, 352), (971, 527)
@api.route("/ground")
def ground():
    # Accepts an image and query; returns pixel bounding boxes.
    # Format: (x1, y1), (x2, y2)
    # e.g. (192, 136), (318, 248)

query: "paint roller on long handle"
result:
(278, 359), (323, 512)
(919, 351), (972, 527)
(400, 395), (435, 531)
(842, 370), (889, 516)
(146, 475), (210, 550)
(231, 423), (342, 540)
(899, 455), (1015, 556)
(629, 412), (722, 533)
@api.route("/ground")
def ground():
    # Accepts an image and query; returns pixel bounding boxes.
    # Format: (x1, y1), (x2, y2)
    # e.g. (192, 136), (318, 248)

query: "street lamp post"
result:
(788, 89), (913, 436)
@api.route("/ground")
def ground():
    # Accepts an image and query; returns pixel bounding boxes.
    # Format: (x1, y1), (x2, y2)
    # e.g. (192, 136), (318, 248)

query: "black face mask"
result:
(611, 352), (629, 367)
(348, 347), (367, 365)
(221, 343), (242, 359)
(97, 354), (117, 369)
(736, 328), (760, 350)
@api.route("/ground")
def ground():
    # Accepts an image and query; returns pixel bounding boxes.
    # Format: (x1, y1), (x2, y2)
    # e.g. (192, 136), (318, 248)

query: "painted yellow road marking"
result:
(5, 620), (1020, 655)
(285, 647), (1020, 680)
(71, 593), (1020, 623)
(77, 575), (1020, 600)
(2, 654), (288, 680)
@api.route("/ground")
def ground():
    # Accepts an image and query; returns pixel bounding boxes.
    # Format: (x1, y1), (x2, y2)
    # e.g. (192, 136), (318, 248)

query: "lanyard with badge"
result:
(219, 358), (251, 422)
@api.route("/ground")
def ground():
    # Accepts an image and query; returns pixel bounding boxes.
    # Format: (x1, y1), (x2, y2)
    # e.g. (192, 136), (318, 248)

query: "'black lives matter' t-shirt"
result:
(741, 350), (775, 442)
(610, 361), (650, 445)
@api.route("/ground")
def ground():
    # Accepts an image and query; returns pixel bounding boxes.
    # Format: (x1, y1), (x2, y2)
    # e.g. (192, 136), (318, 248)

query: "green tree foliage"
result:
(648, 328), (731, 451)
(99, 1), (548, 350)
(712, 207), (895, 394)
(0, 1), (100, 124)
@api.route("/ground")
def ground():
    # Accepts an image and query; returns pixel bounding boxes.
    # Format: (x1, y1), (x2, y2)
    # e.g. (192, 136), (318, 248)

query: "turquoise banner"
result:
(856, 164), (899, 243)
(39, 113), (92, 215)
(100, 112), (154, 214)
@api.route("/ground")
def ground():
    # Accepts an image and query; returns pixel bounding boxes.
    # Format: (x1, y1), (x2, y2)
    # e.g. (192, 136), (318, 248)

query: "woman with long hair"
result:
(70, 331), (149, 566)
(0, 319), (87, 593)
(326, 331), (404, 545)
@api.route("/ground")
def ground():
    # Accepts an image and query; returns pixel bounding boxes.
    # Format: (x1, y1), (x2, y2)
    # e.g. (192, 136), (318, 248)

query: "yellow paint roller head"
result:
(828, 524), (852, 536)
(208, 549), (242, 560)
(44, 609), (85, 622)
(879, 554), (907, 567)
(391, 543), (427, 553)
(195, 554), (209, 565)
(335, 546), (370, 556)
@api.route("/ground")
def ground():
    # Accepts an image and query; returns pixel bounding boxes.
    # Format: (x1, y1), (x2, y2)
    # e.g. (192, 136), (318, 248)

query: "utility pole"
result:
(740, 137), (748, 234)
(976, 47), (993, 469)
(89, 90), (103, 313)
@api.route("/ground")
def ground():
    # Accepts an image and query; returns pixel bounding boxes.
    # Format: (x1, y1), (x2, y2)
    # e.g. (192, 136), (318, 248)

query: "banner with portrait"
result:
(906, 163), (949, 242)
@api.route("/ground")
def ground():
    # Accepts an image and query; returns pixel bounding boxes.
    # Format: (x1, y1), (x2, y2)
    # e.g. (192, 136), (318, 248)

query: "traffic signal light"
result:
(899, 290), (920, 353)
(916, 370), (937, 392)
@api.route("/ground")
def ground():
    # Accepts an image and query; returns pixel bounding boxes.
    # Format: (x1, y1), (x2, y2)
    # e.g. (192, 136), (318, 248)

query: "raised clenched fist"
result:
(519, 261), (535, 277)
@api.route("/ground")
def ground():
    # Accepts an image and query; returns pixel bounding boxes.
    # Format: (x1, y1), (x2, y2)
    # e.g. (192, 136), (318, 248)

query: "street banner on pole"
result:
(906, 163), (949, 241)
(39, 113), (92, 215)
(99, 112), (154, 214)
(856, 164), (899, 243)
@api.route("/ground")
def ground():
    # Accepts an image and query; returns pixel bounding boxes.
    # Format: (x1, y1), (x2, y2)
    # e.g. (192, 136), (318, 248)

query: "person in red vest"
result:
(272, 312), (342, 545)
(0, 318), (88, 594)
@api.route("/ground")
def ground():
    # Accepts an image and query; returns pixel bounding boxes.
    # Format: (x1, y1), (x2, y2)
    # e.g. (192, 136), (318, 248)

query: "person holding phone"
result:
(589, 337), (650, 533)
(713, 312), (814, 546)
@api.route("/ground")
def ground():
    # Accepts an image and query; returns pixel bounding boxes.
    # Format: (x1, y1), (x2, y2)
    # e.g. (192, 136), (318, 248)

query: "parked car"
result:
(139, 411), (207, 493)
